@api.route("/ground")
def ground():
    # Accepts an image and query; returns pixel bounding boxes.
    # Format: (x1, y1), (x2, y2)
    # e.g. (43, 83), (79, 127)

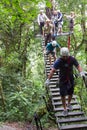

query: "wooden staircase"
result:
(42, 37), (87, 130)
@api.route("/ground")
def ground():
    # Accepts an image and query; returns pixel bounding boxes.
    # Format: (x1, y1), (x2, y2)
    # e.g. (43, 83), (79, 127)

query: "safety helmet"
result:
(60, 47), (69, 56)
(52, 41), (57, 47)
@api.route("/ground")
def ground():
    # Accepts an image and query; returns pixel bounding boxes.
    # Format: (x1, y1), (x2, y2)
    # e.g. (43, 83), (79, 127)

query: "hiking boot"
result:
(67, 104), (73, 111)
(62, 109), (68, 116)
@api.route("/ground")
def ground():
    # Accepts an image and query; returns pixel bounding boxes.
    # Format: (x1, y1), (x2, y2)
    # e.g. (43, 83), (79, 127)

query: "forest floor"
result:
(0, 122), (58, 130)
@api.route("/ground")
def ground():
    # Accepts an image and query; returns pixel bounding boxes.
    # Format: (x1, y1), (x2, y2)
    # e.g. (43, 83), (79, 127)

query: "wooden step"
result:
(46, 70), (56, 73)
(50, 88), (60, 92)
(45, 67), (51, 70)
(51, 75), (59, 78)
(60, 124), (87, 130)
(49, 86), (59, 89)
(49, 84), (57, 88)
(51, 92), (60, 96)
(54, 105), (81, 112)
(49, 82), (58, 85)
(56, 31), (73, 36)
(45, 59), (54, 62)
(57, 117), (87, 123)
(55, 111), (84, 117)
(45, 60), (54, 63)
(45, 66), (51, 69)
(49, 79), (59, 82)
(45, 67), (59, 71)
(52, 95), (77, 101)
(46, 73), (58, 76)
(50, 80), (58, 82)
(50, 78), (59, 81)
(52, 100), (78, 106)
(46, 69), (57, 72)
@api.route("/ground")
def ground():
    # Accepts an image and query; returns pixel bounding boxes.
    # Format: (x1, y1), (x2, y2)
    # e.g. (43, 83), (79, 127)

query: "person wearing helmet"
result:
(45, 40), (61, 67)
(60, 47), (70, 57)
(45, 47), (85, 116)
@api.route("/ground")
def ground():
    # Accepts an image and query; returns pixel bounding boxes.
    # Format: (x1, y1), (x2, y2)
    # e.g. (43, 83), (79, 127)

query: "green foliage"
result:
(74, 77), (87, 114)
(0, 72), (45, 121)
(0, 0), (87, 124)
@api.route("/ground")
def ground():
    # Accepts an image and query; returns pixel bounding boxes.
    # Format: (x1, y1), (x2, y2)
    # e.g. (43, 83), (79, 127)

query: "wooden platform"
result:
(56, 31), (73, 36)
(0, 125), (16, 130)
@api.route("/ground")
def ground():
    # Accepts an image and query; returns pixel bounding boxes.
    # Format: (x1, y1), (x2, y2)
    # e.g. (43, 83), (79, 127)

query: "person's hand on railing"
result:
(45, 79), (50, 87)
(81, 71), (87, 88)
(80, 71), (85, 77)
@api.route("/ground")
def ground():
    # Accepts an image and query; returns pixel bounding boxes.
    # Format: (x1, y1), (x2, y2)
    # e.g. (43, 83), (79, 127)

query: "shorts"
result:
(46, 50), (55, 56)
(59, 81), (74, 96)
(54, 21), (58, 27)
(58, 22), (63, 28)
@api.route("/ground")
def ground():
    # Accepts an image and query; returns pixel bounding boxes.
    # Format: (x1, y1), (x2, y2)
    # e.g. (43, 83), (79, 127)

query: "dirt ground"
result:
(1, 122), (33, 130)
(1, 122), (58, 130)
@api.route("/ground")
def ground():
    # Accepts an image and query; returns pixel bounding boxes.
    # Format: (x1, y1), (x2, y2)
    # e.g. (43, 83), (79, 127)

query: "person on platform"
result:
(37, 10), (49, 34)
(43, 19), (53, 46)
(57, 10), (63, 33)
(64, 11), (75, 32)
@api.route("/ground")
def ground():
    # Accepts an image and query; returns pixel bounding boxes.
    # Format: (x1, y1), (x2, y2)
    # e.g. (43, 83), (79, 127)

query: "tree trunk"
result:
(0, 81), (6, 111)
(80, 3), (87, 65)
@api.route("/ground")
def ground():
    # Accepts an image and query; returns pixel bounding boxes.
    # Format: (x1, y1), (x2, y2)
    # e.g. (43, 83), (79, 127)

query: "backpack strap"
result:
(66, 56), (71, 81)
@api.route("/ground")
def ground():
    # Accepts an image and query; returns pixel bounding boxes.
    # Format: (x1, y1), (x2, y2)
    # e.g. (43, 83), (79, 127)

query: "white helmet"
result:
(52, 41), (57, 47)
(60, 47), (69, 56)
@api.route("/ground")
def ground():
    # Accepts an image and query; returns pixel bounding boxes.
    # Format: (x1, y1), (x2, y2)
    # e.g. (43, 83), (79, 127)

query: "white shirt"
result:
(37, 13), (48, 25)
